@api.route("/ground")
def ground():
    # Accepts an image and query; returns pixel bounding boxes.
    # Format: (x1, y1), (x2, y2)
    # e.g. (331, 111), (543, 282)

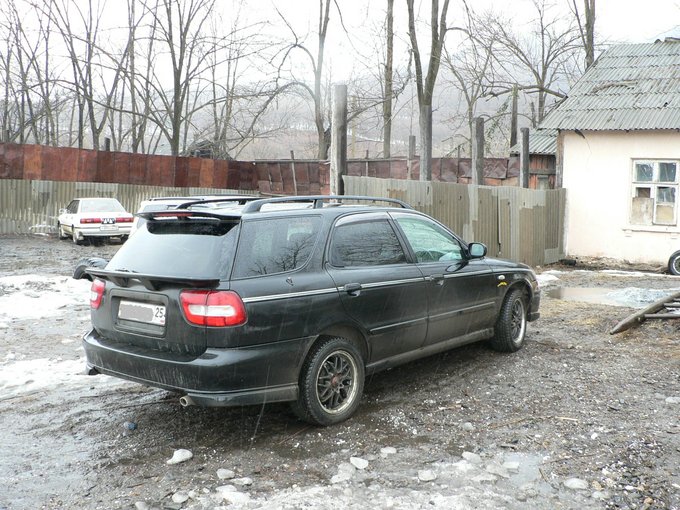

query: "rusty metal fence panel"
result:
(0, 179), (255, 235)
(344, 176), (566, 267)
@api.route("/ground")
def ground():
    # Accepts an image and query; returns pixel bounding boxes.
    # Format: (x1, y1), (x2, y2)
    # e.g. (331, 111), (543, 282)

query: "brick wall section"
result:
(0, 142), (549, 193)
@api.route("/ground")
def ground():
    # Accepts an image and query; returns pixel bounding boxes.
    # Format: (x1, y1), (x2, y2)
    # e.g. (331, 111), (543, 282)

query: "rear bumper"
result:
(83, 328), (313, 406)
(75, 226), (131, 239)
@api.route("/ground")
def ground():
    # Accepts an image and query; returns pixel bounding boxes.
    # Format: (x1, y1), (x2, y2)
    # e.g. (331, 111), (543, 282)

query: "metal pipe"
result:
(179, 395), (194, 407)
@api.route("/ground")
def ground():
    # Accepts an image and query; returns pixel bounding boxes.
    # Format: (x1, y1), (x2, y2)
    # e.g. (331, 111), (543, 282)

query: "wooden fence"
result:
(344, 176), (566, 266)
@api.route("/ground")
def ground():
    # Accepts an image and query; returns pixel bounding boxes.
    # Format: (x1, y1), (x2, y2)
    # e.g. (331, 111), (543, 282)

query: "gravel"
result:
(0, 234), (679, 510)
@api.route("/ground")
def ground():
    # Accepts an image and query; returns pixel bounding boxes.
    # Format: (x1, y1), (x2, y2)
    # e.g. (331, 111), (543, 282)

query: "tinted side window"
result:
(232, 216), (321, 278)
(330, 220), (406, 267)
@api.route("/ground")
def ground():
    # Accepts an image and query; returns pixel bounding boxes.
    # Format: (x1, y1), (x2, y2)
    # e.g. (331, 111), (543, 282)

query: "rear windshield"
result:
(81, 198), (126, 213)
(107, 219), (240, 279)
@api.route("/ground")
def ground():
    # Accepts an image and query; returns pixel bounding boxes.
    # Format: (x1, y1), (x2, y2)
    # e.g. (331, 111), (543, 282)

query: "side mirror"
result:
(59, 208), (67, 214)
(469, 242), (487, 259)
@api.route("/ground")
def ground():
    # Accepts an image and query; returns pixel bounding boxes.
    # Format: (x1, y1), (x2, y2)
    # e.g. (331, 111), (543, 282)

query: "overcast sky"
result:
(258, 0), (680, 84)
(597, 0), (680, 43)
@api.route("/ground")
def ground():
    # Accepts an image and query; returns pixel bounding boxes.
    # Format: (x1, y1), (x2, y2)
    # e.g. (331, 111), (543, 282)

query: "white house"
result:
(539, 39), (680, 266)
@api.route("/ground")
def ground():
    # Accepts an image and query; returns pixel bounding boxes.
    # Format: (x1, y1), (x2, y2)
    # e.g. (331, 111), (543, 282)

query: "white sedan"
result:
(57, 197), (133, 245)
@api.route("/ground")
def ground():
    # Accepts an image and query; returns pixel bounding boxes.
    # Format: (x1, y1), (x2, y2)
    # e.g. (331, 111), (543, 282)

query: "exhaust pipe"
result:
(179, 395), (195, 407)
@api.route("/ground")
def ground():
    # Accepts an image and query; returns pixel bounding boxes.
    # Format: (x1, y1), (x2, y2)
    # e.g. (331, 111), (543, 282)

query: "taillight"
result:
(180, 290), (247, 327)
(81, 217), (102, 224)
(90, 279), (105, 309)
(117, 217), (133, 223)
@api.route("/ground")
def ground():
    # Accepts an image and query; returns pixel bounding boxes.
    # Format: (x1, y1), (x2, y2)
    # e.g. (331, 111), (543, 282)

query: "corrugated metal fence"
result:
(0, 179), (255, 235)
(344, 176), (566, 266)
(1, 177), (565, 267)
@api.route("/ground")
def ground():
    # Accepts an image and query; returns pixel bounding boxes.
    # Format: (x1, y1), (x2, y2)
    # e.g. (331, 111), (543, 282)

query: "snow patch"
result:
(536, 273), (560, 287)
(0, 357), (129, 398)
(0, 274), (91, 320)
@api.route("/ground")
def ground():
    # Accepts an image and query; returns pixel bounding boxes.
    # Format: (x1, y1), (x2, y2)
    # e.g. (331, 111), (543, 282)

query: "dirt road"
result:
(1, 235), (679, 509)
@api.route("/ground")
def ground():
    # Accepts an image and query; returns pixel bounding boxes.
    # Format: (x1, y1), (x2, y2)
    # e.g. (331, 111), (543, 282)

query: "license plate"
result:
(118, 300), (166, 325)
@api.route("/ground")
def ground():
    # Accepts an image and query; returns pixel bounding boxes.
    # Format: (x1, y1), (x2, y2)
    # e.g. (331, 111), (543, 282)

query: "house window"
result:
(631, 160), (678, 226)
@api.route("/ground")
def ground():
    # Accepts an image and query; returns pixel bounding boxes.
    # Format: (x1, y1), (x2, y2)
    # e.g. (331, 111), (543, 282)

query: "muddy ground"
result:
(0, 234), (679, 510)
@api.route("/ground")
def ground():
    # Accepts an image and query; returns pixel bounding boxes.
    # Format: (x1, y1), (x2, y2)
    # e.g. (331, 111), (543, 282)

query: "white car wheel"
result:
(57, 223), (68, 240)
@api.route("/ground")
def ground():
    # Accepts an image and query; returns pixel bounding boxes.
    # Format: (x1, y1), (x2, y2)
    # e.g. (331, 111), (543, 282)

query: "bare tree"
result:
(336, 2), (412, 158)
(481, 0), (581, 126)
(383, 0), (394, 158)
(406, 0), (451, 180)
(201, 7), (275, 159)
(0, 19), (14, 142)
(444, 40), (494, 154)
(137, 0), (218, 156)
(442, 8), (496, 157)
(572, 0), (596, 69)
(274, 0), (338, 160)
(0, 0), (61, 145)
(123, 0), (153, 153)
(45, 0), (131, 150)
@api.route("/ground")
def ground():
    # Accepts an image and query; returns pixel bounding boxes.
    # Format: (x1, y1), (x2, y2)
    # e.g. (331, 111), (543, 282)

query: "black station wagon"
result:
(83, 195), (540, 426)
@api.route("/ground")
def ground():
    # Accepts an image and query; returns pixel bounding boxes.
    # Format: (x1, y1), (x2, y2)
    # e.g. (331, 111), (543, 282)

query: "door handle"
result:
(343, 283), (362, 296)
(425, 274), (445, 285)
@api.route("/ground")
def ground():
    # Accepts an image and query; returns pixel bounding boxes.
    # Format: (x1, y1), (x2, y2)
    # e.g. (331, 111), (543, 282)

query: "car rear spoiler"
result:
(86, 268), (220, 291)
(136, 210), (242, 221)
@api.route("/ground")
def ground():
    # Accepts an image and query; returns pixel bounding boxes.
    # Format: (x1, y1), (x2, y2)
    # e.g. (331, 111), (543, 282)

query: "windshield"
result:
(107, 219), (240, 279)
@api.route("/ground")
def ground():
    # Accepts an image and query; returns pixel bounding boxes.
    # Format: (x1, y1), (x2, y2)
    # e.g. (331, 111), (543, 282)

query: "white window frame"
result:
(631, 159), (679, 226)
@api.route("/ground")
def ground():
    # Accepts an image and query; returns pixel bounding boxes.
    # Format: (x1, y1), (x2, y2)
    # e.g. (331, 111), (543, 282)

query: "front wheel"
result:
(668, 251), (680, 275)
(291, 337), (365, 426)
(490, 288), (527, 353)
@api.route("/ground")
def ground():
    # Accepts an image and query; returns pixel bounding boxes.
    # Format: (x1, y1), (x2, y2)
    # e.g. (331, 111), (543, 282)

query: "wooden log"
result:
(643, 313), (680, 320)
(609, 290), (680, 334)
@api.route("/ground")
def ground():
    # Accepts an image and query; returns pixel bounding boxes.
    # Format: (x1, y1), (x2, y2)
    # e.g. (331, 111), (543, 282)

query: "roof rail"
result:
(240, 195), (412, 213)
(176, 196), (261, 209)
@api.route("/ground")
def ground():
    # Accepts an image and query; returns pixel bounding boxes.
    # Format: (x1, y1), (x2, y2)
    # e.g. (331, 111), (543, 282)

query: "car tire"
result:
(57, 223), (68, 240)
(291, 337), (365, 426)
(490, 288), (527, 353)
(72, 228), (82, 245)
(73, 257), (108, 281)
(668, 251), (680, 275)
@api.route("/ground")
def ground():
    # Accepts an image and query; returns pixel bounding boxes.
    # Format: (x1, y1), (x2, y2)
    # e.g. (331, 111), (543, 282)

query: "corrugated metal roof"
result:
(509, 129), (557, 155)
(540, 40), (680, 131)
